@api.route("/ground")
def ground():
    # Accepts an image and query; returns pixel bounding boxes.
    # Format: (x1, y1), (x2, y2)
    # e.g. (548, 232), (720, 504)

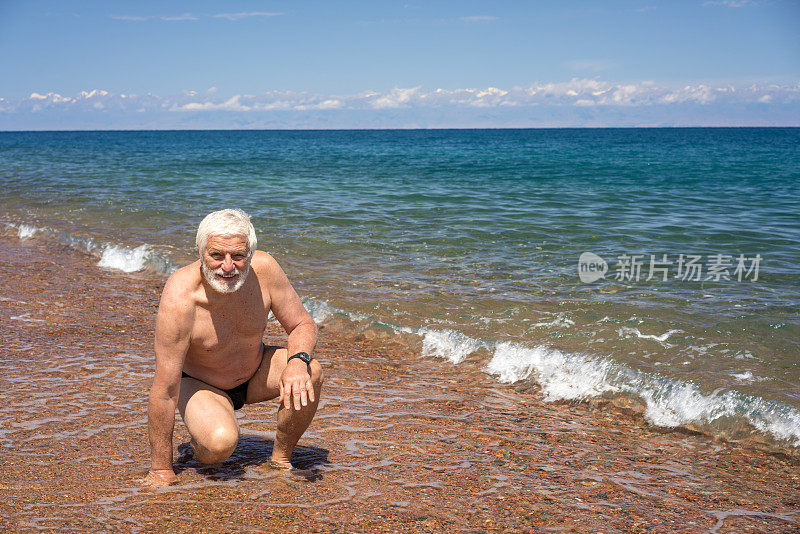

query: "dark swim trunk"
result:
(181, 372), (249, 410)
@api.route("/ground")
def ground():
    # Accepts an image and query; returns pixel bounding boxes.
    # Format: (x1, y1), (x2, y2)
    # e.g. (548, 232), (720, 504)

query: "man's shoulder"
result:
(250, 250), (280, 274)
(156, 262), (200, 335)
(165, 260), (202, 289)
(159, 261), (202, 309)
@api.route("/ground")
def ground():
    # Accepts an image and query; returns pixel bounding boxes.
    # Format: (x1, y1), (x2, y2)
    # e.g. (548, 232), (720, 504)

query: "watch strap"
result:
(287, 351), (313, 365)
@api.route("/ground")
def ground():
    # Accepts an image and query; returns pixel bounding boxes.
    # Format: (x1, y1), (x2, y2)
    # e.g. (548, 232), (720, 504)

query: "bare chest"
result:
(188, 293), (270, 359)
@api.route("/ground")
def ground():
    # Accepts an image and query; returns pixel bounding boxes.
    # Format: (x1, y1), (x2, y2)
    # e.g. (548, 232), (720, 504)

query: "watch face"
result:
(292, 352), (312, 364)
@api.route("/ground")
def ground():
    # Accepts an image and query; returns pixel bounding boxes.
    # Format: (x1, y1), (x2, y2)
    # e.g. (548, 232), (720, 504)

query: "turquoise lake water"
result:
(1, 128), (799, 450)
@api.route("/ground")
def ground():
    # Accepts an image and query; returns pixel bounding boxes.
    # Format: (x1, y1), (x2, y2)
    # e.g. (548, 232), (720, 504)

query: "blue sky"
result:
(1, 0), (798, 129)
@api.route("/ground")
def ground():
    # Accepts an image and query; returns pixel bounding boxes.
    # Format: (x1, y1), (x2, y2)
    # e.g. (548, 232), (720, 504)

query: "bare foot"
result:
(140, 469), (178, 487)
(268, 459), (293, 470)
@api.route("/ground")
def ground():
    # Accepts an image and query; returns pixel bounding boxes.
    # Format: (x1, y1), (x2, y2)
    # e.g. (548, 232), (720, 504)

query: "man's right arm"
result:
(145, 275), (193, 486)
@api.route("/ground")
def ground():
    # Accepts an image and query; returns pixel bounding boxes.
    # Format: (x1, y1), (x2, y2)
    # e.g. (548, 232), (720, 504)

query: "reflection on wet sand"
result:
(0, 234), (798, 532)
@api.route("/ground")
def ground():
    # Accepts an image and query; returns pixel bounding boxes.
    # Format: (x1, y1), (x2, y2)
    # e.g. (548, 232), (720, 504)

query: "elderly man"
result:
(144, 209), (322, 487)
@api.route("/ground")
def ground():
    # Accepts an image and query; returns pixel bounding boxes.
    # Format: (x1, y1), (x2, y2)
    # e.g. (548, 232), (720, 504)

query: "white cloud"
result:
(77, 89), (109, 99)
(370, 87), (422, 109)
(459, 15), (499, 23)
(659, 84), (716, 104)
(609, 84), (645, 104)
(29, 92), (72, 103)
(213, 12), (282, 21)
(299, 99), (343, 110)
(703, 0), (753, 6)
(110, 15), (150, 21)
(161, 13), (198, 21)
(476, 87), (507, 98)
(176, 95), (251, 112)
(6, 80), (800, 119)
(111, 12), (279, 22)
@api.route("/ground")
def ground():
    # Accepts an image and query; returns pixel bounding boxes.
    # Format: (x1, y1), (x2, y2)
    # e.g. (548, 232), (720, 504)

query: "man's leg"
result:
(246, 346), (324, 468)
(178, 377), (239, 465)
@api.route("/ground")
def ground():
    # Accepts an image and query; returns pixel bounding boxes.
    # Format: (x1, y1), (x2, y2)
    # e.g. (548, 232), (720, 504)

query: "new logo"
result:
(578, 252), (607, 283)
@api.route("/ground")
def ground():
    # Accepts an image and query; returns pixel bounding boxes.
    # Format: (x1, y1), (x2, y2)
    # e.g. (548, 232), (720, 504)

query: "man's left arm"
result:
(259, 252), (318, 409)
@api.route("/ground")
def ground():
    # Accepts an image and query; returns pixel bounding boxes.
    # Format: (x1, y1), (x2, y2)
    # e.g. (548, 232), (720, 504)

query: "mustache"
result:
(210, 266), (240, 277)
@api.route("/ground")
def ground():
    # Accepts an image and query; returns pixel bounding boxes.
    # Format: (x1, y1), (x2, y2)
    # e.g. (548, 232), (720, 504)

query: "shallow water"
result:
(1, 236), (800, 531)
(1, 128), (799, 452)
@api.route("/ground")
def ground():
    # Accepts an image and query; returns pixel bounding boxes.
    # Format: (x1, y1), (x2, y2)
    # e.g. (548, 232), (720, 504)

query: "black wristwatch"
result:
(287, 351), (313, 365)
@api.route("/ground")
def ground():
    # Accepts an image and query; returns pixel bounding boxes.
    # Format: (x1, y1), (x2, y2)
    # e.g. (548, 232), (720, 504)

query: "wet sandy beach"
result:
(1, 234), (798, 533)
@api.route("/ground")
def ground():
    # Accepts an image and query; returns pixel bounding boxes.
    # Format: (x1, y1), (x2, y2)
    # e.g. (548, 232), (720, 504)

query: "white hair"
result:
(195, 209), (257, 257)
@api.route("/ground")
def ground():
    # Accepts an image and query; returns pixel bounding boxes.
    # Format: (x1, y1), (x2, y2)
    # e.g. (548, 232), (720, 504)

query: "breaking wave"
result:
(7, 222), (176, 274)
(293, 295), (800, 451)
(302, 298), (337, 323)
(418, 328), (487, 364)
(485, 341), (800, 448)
(389, 320), (800, 450)
(98, 244), (154, 273)
(17, 224), (37, 239)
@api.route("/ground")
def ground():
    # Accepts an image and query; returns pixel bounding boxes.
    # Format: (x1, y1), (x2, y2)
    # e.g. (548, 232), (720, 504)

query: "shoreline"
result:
(7, 221), (800, 458)
(1, 234), (798, 532)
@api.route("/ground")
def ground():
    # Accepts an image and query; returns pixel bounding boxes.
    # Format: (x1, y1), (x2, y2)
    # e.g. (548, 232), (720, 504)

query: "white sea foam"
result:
(686, 343), (717, 356)
(7, 221), (177, 275)
(419, 328), (484, 364)
(17, 224), (37, 239)
(300, 298), (377, 325)
(633, 379), (729, 427)
(486, 342), (619, 400)
(750, 401), (800, 444)
(532, 313), (575, 328)
(398, 322), (800, 446)
(731, 371), (762, 383)
(98, 244), (151, 273)
(478, 339), (800, 446)
(618, 326), (681, 346)
(6, 222), (45, 239)
(392, 324), (415, 335)
(347, 310), (373, 322)
(303, 298), (336, 323)
(10, 313), (45, 323)
(634, 379), (800, 445)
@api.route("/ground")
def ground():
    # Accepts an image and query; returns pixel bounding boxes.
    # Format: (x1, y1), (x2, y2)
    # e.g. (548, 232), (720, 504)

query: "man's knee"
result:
(195, 426), (239, 464)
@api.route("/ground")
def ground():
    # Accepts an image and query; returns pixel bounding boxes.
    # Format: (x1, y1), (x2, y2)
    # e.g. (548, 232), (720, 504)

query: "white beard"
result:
(201, 261), (250, 294)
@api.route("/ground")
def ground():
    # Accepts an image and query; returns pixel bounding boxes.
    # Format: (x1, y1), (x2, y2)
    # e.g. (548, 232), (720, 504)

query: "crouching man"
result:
(143, 209), (322, 487)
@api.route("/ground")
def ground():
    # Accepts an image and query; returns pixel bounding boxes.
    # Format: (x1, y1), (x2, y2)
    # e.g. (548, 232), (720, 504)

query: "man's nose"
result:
(221, 255), (235, 272)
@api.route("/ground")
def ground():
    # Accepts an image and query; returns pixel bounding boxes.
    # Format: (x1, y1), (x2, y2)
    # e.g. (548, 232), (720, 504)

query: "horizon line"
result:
(2, 125), (800, 133)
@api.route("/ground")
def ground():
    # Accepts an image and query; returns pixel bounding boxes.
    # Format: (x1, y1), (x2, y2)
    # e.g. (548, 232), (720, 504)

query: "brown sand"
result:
(0, 234), (798, 533)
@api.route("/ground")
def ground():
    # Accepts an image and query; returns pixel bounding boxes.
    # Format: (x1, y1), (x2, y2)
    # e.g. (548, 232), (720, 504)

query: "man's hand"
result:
(141, 468), (178, 488)
(278, 359), (315, 410)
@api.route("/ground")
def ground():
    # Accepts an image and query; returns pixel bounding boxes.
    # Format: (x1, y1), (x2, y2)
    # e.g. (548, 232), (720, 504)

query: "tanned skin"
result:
(143, 235), (322, 487)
